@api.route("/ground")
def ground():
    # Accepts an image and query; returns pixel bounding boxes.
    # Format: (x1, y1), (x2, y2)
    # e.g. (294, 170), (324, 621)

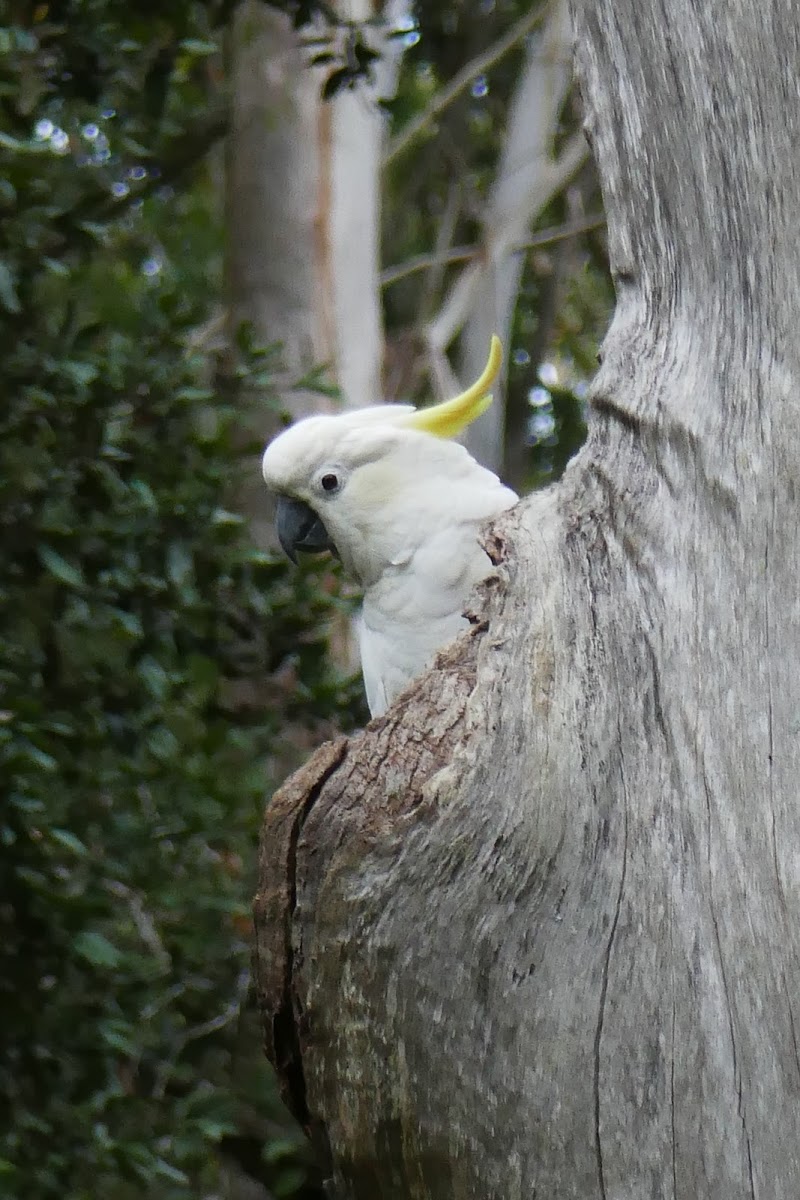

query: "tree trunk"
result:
(227, 3), (323, 377)
(227, 2), (408, 548)
(254, 0), (800, 1196)
(227, 0), (407, 406)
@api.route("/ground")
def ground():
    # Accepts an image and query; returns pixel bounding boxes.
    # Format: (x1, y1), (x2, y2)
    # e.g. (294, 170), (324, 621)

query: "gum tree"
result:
(255, 0), (800, 1195)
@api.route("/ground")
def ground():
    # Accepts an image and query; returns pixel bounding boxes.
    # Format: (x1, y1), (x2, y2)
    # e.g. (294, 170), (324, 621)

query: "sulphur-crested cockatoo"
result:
(261, 337), (517, 717)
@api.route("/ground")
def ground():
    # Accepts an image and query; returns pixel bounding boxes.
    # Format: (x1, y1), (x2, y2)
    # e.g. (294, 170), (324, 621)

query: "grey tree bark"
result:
(254, 0), (800, 1196)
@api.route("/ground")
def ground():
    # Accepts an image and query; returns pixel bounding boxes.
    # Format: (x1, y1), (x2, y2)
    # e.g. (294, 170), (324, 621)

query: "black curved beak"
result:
(275, 495), (334, 563)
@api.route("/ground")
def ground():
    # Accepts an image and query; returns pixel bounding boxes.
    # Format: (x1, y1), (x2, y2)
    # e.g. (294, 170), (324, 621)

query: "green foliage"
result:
(0, 6), (355, 1198)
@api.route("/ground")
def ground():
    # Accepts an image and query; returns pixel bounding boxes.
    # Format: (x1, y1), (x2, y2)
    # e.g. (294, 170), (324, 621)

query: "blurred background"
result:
(0, 1), (611, 1196)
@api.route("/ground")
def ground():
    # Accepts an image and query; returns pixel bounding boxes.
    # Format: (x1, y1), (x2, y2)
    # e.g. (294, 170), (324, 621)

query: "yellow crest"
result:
(401, 336), (502, 438)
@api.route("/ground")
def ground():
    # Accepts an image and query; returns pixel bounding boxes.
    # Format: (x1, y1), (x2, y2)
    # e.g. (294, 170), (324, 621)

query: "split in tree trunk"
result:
(255, 0), (800, 1195)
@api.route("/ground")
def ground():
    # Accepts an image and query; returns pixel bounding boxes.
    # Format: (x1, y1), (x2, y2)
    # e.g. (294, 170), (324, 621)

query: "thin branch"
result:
(152, 968), (250, 1100)
(184, 306), (227, 354)
(104, 879), (171, 971)
(381, 213), (606, 289)
(383, 6), (547, 168)
(427, 341), (461, 402)
(140, 982), (187, 1022)
(427, 127), (590, 351)
(420, 180), (462, 318)
(181, 974), (249, 1044)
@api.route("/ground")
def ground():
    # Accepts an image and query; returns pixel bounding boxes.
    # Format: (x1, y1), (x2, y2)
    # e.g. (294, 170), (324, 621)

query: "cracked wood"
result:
(254, 0), (800, 1195)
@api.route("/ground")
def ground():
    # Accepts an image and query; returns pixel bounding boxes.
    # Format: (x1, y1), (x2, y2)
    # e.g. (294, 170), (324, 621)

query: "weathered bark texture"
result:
(255, 1), (800, 1196)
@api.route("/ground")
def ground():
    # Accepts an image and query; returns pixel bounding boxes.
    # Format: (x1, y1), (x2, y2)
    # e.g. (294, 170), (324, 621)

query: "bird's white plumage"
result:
(357, 521), (503, 716)
(262, 372), (517, 717)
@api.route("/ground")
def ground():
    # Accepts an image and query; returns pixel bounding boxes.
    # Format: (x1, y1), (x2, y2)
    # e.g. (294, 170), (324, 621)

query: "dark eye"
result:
(321, 473), (339, 493)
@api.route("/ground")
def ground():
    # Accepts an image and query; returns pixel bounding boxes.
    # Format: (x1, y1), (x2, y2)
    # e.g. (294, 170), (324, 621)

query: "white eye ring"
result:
(320, 472), (340, 494)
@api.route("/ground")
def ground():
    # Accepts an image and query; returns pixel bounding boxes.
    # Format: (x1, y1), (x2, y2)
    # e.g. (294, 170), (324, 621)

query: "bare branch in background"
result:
(426, 340), (461, 403)
(380, 213), (606, 289)
(383, 5), (547, 168)
(419, 180), (462, 319)
(152, 969), (250, 1100)
(104, 879), (171, 971)
(426, 131), (588, 353)
(422, 0), (589, 470)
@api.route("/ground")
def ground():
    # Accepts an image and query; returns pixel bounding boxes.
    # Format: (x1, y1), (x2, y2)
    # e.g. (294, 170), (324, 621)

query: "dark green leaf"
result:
(73, 931), (122, 968)
(38, 546), (85, 589)
(0, 260), (21, 313)
(50, 828), (89, 857)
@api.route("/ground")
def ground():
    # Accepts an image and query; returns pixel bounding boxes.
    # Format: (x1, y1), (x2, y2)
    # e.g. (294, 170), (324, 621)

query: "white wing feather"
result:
(357, 518), (509, 717)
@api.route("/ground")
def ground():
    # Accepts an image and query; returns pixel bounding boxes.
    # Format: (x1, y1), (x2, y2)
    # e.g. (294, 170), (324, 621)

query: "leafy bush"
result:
(0, 8), (356, 1197)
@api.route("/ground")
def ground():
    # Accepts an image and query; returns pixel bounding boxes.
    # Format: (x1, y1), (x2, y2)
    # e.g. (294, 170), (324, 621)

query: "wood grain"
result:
(254, 1), (800, 1194)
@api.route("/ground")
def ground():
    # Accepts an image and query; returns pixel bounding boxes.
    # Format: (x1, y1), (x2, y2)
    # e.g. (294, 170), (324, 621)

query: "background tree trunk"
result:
(227, 0), (408, 399)
(227, 2), (408, 547)
(254, 0), (800, 1195)
(227, 4), (323, 378)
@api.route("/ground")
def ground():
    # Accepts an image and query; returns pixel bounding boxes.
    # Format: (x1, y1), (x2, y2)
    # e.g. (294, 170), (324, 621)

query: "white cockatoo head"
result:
(261, 337), (515, 588)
